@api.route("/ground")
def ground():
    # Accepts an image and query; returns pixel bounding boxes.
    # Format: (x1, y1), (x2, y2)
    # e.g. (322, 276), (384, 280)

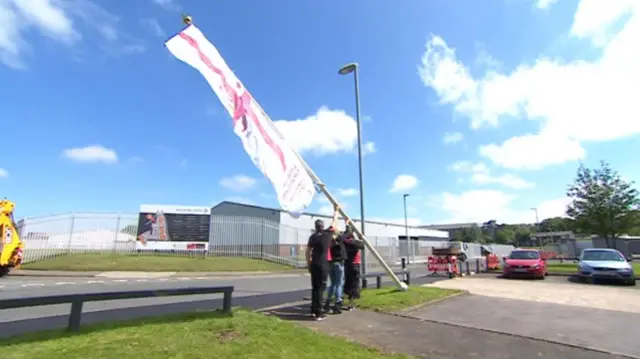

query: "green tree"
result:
(514, 226), (532, 246)
(451, 230), (465, 242)
(566, 161), (640, 248)
(494, 226), (515, 244)
(538, 217), (575, 232)
(461, 224), (483, 243)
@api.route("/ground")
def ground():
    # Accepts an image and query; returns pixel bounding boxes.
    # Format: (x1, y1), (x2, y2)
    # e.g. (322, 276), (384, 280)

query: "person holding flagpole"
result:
(305, 205), (340, 321)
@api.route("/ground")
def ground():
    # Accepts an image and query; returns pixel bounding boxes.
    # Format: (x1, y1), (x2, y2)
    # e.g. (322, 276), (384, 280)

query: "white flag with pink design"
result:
(165, 25), (316, 214)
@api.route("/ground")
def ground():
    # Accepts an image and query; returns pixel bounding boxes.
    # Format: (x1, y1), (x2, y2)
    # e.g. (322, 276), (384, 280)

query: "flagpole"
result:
(176, 15), (407, 291)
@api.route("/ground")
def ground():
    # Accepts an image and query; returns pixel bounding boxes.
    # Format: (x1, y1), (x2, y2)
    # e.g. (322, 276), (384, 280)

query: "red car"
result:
(503, 249), (548, 279)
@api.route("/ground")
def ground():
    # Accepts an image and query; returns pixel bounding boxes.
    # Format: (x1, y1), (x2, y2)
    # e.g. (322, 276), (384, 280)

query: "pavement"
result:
(423, 275), (640, 358)
(263, 303), (630, 359)
(429, 275), (640, 312)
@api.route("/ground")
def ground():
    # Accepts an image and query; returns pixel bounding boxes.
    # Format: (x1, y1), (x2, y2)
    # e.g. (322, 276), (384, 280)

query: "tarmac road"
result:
(0, 269), (443, 338)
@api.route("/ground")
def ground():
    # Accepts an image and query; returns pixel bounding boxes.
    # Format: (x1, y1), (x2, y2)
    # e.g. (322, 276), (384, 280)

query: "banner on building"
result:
(165, 25), (316, 215)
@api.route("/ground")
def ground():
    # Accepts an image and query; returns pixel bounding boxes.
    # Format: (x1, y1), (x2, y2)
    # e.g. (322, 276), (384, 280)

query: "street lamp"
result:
(403, 194), (411, 264)
(339, 62), (366, 275)
(531, 207), (540, 245)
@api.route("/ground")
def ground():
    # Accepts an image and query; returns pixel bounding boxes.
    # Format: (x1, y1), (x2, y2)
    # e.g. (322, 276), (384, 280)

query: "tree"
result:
(494, 226), (515, 244)
(451, 230), (465, 242)
(566, 161), (640, 248)
(461, 224), (484, 243)
(538, 217), (575, 232)
(513, 225), (532, 246)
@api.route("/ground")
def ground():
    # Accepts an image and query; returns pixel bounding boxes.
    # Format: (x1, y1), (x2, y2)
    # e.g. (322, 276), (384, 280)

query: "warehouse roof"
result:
(212, 200), (429, 229)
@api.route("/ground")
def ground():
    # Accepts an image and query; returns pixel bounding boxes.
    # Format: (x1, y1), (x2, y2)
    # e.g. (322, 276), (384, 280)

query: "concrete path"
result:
(263, 303), (629, 359)
(406, 294), (640, 358)
(425, 276), (640, 313)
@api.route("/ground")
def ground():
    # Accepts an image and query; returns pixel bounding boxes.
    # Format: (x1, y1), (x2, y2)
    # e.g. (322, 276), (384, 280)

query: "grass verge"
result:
(355, 285), (462, 312)
(0, 310), (413, 359)
(546, 262), (640, 276)
(22, 253), (297, 272)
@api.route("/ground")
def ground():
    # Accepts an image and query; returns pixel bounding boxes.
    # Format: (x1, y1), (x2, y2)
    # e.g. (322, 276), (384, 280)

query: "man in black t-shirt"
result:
(305, 206), (339, 321)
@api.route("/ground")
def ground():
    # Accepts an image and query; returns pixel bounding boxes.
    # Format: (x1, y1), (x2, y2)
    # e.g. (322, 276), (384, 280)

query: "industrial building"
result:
(209, 201), (449, 260)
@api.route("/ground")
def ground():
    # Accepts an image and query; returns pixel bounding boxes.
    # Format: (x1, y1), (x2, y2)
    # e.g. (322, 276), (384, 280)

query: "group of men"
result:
(305, 205), (365, 321)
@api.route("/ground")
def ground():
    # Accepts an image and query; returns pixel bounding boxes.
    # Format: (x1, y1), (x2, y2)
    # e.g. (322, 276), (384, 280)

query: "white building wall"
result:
(278, 211), (448, 245)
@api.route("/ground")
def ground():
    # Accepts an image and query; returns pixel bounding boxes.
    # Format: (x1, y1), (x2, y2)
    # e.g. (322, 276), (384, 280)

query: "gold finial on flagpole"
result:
(182, 14), (193, 26)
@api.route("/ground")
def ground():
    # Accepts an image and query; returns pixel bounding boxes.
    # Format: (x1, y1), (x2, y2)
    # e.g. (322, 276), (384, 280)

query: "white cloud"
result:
(470, 172), (535, 190)
(0, 0), (144, 68)
(140, 18), (165, 38)
(363, 141), (376, 155)
(0, 0), (77, 68)
(443, 132), (464, 144)
(536, 0), (559, 10)
(418, 1), (640, 171)
(318, 201), (348, 216)
(152, 0), (181, 11)
(389, 175), (419, 193)
(337, 188), (359, 197)
(274, 107), (376, 157)
(449, 160), (534, 189)
(369, 217), (422, 226)
(224, 196), (255, 205)
(0, 168), (8, 178)
(62, 145), (118, 164)
(434, 189), (569, 224)
(219, 175), (258, 192)
(449, 160), (489, 174)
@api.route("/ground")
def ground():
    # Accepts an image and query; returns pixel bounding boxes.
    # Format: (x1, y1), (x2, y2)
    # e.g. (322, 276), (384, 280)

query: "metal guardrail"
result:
(362, 270), (411, 289)
(0, 286), (234, 332)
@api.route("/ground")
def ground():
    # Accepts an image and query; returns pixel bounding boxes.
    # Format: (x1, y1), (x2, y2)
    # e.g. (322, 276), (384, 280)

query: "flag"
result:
(165, 24), (316, 214)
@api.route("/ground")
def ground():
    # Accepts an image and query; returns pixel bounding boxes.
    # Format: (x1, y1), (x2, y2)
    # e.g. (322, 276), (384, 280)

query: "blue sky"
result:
(1, 0), (639, 225)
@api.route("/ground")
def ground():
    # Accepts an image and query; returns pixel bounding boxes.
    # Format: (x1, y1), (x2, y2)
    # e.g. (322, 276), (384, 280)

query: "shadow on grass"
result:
(0, 309), (235, 346)
(262, 304), (316, 322)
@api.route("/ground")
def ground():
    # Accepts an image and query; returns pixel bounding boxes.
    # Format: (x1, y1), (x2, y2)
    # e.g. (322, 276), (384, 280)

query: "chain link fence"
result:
(16, 212), (515, 269)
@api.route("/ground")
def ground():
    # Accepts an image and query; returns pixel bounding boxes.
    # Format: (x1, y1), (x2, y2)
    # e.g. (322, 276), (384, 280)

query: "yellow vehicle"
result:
(0, 199), (25, 277)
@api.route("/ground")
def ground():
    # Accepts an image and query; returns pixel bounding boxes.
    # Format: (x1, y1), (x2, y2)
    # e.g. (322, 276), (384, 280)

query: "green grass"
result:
(546, 262), (640, 275)
(355, 285), (462, 312)
(0, 310), (413, 359)
(22, 253), (298, 272)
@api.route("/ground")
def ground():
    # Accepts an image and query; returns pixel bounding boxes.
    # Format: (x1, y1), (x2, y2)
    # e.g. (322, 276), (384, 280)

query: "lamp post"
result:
(403, 194), (410, 263)
(531, 207), (539, 245)
(339, 62), (366, 275)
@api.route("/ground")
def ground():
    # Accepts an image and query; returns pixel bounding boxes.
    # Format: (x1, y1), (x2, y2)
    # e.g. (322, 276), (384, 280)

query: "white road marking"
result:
(112, 279), (128, 283)
(195, 277), (209, 280)
(55, 281), (76, 285)
(87, 280), (105, 284)
(136, 279), (149, 282)
(177, 277), (193, 281)
(21, 283), (44, 287)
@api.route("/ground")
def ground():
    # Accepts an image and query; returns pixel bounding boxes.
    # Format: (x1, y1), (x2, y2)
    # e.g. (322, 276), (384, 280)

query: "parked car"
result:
(503, 249), (547, 279)
(577, 248), (636, 286)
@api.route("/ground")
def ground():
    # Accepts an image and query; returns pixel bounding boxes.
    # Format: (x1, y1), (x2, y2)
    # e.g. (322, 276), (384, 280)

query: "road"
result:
(0, 268), (441, 338)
